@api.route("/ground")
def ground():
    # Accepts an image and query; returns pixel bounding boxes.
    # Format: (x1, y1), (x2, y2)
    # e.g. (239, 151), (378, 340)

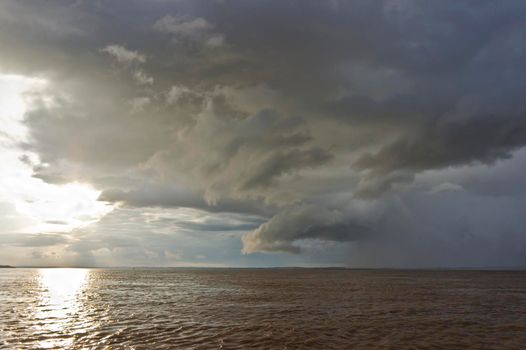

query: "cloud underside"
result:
(1, 0), (526, 265)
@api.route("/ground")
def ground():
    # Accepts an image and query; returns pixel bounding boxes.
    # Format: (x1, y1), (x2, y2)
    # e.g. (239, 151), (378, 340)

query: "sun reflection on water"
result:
(35, 269), (90, 348)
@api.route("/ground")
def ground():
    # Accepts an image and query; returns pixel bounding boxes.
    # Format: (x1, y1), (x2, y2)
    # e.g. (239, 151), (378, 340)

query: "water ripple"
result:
(0, 269), (525, 349)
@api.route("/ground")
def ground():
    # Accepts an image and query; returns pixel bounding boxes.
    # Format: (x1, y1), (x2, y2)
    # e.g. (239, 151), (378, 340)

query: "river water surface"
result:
(0, 268), (525, 349)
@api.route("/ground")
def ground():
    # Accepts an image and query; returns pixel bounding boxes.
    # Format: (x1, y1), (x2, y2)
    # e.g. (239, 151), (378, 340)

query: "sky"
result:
(1, 0), (526, 268)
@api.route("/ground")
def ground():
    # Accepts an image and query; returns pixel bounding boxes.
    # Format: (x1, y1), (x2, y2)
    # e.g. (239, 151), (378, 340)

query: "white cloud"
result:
(101, 44), (146, 64)
(166, 85), (198, 104)
(133, 70), (154, 85)
(101, 45), (153, 87)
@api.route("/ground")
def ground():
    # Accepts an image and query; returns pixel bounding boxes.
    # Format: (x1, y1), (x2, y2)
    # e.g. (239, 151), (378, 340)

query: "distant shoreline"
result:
(0, 265), (14, 268)
(3, 265), (526, 271)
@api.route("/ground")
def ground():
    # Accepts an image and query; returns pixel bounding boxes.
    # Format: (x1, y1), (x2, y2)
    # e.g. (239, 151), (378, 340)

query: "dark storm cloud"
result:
(354, 114), (526, 175)
(242, 204), (371, 254)
(2, 0), (526, 265)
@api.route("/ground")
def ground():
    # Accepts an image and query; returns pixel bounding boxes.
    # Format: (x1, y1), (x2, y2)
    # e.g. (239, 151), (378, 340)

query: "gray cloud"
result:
(0, 233), (70, 247)
(353, 100), (526, 196)
(141, 106), (333, 204)
(154, 15), (225, 48)
(1, 0), (526, 267)
(242, 204), (371, 254)
(98, 185), (275, 216)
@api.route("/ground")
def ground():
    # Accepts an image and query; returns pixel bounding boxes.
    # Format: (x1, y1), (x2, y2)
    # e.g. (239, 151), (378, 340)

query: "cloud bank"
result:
(1, 0), (526, 267)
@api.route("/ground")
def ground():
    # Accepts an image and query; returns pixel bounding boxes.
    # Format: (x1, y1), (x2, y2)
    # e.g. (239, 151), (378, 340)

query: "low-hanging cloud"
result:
(242, 204), (371, 254)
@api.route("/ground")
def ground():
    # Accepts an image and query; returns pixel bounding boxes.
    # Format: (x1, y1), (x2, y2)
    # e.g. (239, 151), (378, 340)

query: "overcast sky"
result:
(1, 0), (526, 267)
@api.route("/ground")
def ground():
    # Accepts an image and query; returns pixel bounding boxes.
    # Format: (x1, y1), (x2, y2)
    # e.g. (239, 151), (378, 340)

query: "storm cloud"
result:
(1, 0), (526, 267)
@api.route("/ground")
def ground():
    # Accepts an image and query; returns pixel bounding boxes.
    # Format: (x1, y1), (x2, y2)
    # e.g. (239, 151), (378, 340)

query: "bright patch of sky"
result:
(0, 74), (112, 236)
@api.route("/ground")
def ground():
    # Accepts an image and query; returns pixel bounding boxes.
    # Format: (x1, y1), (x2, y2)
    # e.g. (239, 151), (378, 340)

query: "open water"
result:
(0, 268), (525, 349)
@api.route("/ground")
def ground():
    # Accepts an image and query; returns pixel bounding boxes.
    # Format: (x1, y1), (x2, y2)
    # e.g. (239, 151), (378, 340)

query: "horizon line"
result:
(3, 265), (526, 271)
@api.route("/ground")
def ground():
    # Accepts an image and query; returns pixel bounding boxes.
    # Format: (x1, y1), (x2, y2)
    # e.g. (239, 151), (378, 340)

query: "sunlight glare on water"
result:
(34, 269), (89, 349)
